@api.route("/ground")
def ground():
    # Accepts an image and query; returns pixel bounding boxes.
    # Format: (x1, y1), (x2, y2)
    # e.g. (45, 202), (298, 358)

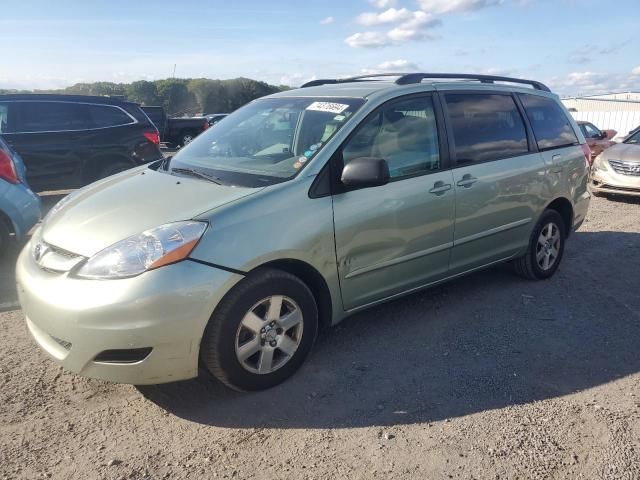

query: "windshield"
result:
(625, 130), (640, 144)
(166, 97), (365, 187)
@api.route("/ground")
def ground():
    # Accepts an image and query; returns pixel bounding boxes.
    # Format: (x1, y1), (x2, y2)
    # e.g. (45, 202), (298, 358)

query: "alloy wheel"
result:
(536, 222), (561, 271)
(234, 295), (304, 374)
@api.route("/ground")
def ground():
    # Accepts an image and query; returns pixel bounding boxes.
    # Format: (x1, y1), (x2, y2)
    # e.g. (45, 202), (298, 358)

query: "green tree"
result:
(125, 80), (160, 106)
(155, 79), (197, 115)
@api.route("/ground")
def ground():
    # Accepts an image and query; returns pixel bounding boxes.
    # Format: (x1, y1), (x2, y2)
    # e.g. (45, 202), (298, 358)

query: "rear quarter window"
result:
(87, 105), (134, 128)
(519, 94), (578, 150)
(15, 101), (89, 133)
(444, 93), (529, 164)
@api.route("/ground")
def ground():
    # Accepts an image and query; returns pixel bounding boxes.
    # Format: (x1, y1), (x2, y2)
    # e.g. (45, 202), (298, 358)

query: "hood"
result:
(600, 143), (640, 162)
(42, 166), (259, 257)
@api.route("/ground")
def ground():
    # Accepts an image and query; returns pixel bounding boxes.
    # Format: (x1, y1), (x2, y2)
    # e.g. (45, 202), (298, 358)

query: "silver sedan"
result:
(591, 130), (640, 197)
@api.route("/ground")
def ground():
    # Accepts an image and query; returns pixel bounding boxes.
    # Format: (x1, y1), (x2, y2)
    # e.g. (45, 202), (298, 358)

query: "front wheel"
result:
(513, 209), (566, 280)
(200, 269), (318, 391)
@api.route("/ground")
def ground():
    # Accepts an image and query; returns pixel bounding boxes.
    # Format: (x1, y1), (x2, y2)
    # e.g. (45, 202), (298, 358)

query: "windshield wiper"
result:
(171, 167), (226, 185)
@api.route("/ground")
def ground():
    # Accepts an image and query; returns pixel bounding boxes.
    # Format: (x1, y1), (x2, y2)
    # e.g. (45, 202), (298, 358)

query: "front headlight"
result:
(593, 155), (609, 172)
(74, 221), (207, 280)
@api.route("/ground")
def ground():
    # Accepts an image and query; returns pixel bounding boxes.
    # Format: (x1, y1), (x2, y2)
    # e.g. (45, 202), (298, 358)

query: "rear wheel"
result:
(513, 209), (566, 280)
(200, 269), (318, 391)
(180, 131), (196, 147)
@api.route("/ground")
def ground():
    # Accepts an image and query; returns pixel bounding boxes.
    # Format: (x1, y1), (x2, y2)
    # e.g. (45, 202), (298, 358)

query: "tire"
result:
(0, 218), (12, 259)
(200, 268), (318, 391)
(180, 131), (196, 147)
(99, 161), (132, 180)
(513, 209), (566, 280)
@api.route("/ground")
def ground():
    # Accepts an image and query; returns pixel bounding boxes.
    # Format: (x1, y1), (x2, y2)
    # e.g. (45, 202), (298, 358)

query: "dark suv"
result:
(0, 95), (163, 191)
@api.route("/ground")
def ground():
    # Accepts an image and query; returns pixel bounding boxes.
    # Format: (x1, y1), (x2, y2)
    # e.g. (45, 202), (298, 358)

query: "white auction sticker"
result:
(306, 101), (349, 114)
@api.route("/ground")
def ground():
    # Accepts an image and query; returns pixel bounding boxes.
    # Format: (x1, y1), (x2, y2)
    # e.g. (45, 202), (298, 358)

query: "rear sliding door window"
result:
(87, 105), (134, 128)
(444, 93), (529, 164)
(518, 94), (578, 150)
(16, 101), (89, 133)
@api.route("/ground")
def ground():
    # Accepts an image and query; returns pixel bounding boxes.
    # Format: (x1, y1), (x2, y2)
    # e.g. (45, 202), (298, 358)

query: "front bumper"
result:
(16, 243), (243, 384)
(590, 166), (640, 197)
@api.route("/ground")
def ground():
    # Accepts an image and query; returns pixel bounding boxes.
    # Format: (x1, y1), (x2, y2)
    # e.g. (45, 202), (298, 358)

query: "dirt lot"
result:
(1, 195), (639, 480)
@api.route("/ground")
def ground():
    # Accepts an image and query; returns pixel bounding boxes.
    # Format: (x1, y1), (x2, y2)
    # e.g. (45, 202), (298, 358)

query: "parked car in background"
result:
(590, 128), (640, 197)
(205, 113), (228, 126)
(0, 94), (163, 191)
(141, 106), (167, 140)
(577, 121), (616, 163)
(164, 116), (210, 147)
(0, 137), (40, 255)
(17, 73), (590, 391)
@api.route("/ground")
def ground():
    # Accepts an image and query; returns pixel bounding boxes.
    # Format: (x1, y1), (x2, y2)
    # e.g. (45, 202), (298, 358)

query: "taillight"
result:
(203, 121), (209, 131)
(0, 149), (19, 184)
(581, 143), (592, 167)
(143, 130), (160, 145)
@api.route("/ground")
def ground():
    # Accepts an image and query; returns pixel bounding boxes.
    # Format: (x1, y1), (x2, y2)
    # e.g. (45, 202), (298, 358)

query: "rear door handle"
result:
(456, 174), (478, 188)
(429, 181), (452, 195)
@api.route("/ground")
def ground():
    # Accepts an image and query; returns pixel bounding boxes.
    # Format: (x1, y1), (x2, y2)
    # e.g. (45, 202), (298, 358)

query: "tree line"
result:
(0, 78), (289, 117)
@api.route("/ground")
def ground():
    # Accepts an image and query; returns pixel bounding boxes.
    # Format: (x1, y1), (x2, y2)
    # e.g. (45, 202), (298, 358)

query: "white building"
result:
(562, 93), (640, 140)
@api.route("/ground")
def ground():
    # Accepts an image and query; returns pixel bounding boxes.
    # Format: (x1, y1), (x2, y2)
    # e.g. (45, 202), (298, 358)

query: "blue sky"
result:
(1, 0), (639, 95)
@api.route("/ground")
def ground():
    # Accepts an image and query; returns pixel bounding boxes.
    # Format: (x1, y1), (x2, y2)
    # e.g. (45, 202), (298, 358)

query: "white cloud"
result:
(360, 59), (420, 75)
(279, 73), (317, 87)
(416, 0), (504, 15)
(371, 0), (397, 8)
(357, 8), (413, 26)
(547, 71), (640, 96)
(388, 11), (440, 42)
(347, 10), (441, 48)
(319, 16), (334, 25)
(345, 31), (391, 48)
(632, 66), (640, 76)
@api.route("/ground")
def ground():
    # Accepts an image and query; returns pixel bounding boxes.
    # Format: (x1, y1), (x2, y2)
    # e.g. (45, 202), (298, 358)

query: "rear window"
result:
(444, 93), (529, 164)
(519, 94), (578, 150)
(87, 105), (134, 128)
(16, 101), (88, 133)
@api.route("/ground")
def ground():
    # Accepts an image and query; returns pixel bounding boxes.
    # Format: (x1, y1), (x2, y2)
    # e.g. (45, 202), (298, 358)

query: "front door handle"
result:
(456, 174), (478, 188)
(429, 181), (452, 195)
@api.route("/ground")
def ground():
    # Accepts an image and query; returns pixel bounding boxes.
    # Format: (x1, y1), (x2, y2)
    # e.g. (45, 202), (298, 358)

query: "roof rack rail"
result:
(300, 73), (413, 88)
(300, 72), (551, 92)
(394, 73), (551, 91)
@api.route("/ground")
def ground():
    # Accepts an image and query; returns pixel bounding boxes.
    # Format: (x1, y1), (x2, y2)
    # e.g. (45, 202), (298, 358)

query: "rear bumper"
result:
(0, 182), (41, 239)
(16, 243), (243, 384)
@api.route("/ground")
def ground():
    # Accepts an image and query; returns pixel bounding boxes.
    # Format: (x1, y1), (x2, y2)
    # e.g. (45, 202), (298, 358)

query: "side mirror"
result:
(341, 157), (390, 189)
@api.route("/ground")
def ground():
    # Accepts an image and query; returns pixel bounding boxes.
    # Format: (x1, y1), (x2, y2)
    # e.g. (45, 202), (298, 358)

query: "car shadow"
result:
(130, 230), (639, 428)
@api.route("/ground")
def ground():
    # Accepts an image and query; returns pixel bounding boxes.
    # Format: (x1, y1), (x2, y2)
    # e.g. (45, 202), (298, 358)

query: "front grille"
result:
(598, 184), (640, 193)
(93, 348), (153, 364)
(609, 159), (640, 176)
(34, 241), (84, 273)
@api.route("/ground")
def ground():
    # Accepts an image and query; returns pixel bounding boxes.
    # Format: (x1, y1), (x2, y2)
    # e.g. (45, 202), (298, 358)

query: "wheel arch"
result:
(544, 197), (574, 237)
(248, 259), (333, 331)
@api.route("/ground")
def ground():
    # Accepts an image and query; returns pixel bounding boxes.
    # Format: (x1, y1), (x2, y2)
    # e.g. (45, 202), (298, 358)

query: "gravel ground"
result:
(0, 195), (639, 480)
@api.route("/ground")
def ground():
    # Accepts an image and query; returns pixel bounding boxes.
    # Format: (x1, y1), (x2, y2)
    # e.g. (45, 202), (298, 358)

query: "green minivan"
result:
(17, 74), (591, 391)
